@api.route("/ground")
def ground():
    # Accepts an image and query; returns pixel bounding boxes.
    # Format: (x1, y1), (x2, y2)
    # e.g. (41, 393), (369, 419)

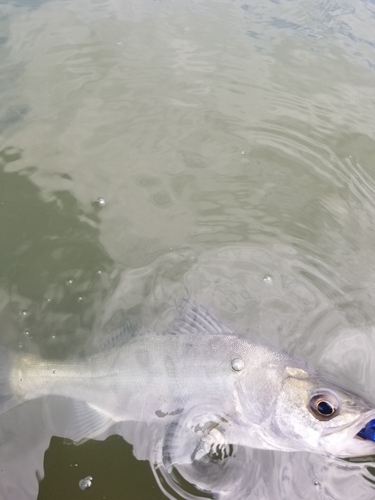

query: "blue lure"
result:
(357, 419), (375, 441)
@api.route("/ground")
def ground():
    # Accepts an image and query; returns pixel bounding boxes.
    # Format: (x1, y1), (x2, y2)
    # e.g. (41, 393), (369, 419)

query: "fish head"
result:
(272, 365), (375, 457)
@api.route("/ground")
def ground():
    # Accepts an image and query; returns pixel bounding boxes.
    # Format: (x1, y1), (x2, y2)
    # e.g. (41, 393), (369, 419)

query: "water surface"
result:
(1, 0), (375, 498)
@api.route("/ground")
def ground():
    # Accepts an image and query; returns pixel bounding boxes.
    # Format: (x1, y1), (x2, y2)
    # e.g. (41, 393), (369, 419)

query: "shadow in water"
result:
(0, 146), (117, 356)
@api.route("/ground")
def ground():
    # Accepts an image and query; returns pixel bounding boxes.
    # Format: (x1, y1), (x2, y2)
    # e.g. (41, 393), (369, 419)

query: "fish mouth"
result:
(320, 410), (375, 458)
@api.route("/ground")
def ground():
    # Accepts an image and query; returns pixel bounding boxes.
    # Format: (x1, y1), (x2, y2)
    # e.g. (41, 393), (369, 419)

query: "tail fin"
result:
(0, 347), (21, 414)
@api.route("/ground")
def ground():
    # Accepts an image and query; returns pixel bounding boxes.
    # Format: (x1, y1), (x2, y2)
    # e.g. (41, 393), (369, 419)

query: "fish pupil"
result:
(317, 401), (333, 415)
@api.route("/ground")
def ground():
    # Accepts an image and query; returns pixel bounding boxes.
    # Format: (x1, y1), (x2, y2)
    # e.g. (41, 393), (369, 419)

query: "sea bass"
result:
(1, 301), (375, 465)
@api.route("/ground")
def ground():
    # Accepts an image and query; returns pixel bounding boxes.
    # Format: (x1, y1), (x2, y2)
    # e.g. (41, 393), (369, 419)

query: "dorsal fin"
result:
(165, 300), (236, 337)
(87, 320), (149, 354)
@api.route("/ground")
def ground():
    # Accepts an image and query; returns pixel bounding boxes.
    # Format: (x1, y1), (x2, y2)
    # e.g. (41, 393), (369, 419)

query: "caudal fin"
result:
(0, 347), (21, 414)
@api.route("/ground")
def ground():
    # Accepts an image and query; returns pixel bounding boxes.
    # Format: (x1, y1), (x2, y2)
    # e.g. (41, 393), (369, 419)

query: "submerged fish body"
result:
(1, 302), (375, 467)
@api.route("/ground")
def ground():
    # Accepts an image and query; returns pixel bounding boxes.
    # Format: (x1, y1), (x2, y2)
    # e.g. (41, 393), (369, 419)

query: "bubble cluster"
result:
(262, 275), (273, 285)
(79, 476), (93, 490)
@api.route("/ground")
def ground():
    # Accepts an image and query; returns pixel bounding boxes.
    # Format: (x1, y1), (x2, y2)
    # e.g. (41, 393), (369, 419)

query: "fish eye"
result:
(309, 391), (339, 420)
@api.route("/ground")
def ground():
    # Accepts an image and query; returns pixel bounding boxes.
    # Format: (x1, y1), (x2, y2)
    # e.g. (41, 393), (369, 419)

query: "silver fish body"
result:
(2, 302), (375, 459)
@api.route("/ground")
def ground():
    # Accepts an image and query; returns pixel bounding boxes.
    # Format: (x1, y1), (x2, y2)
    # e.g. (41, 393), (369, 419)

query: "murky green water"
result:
(1, 0), (375, 498)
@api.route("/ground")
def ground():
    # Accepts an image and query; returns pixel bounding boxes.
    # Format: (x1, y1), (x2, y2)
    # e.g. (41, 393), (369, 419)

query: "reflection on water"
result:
(1, 0), (375, 498)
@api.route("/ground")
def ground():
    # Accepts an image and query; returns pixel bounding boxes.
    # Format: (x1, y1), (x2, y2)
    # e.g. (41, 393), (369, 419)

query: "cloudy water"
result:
(1, 0), (375, 498)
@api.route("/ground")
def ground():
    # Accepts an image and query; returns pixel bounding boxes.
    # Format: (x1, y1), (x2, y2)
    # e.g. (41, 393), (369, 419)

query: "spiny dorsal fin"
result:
(88, 320), (150, 354)
(165, 300), (236, 337)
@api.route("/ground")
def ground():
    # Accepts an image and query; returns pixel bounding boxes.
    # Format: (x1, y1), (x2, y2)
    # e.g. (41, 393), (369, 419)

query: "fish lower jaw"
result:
(320, 410), (375, 458)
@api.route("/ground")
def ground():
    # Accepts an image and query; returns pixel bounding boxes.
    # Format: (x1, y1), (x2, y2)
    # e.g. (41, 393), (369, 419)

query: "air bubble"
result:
(24, 329), (30, 336)
(79, 476), (93, 490)
(21, 310), (28, 317)
(231, 357), (245, 372)
(77, 296), (83, 303)
(66, 279), (74, 286)
(262, 275), (273, 285)
(96, 197), (106, 207)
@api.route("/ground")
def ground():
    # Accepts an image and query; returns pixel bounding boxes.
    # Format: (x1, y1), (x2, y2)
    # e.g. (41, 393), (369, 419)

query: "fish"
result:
(0, 301), (375, 496)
